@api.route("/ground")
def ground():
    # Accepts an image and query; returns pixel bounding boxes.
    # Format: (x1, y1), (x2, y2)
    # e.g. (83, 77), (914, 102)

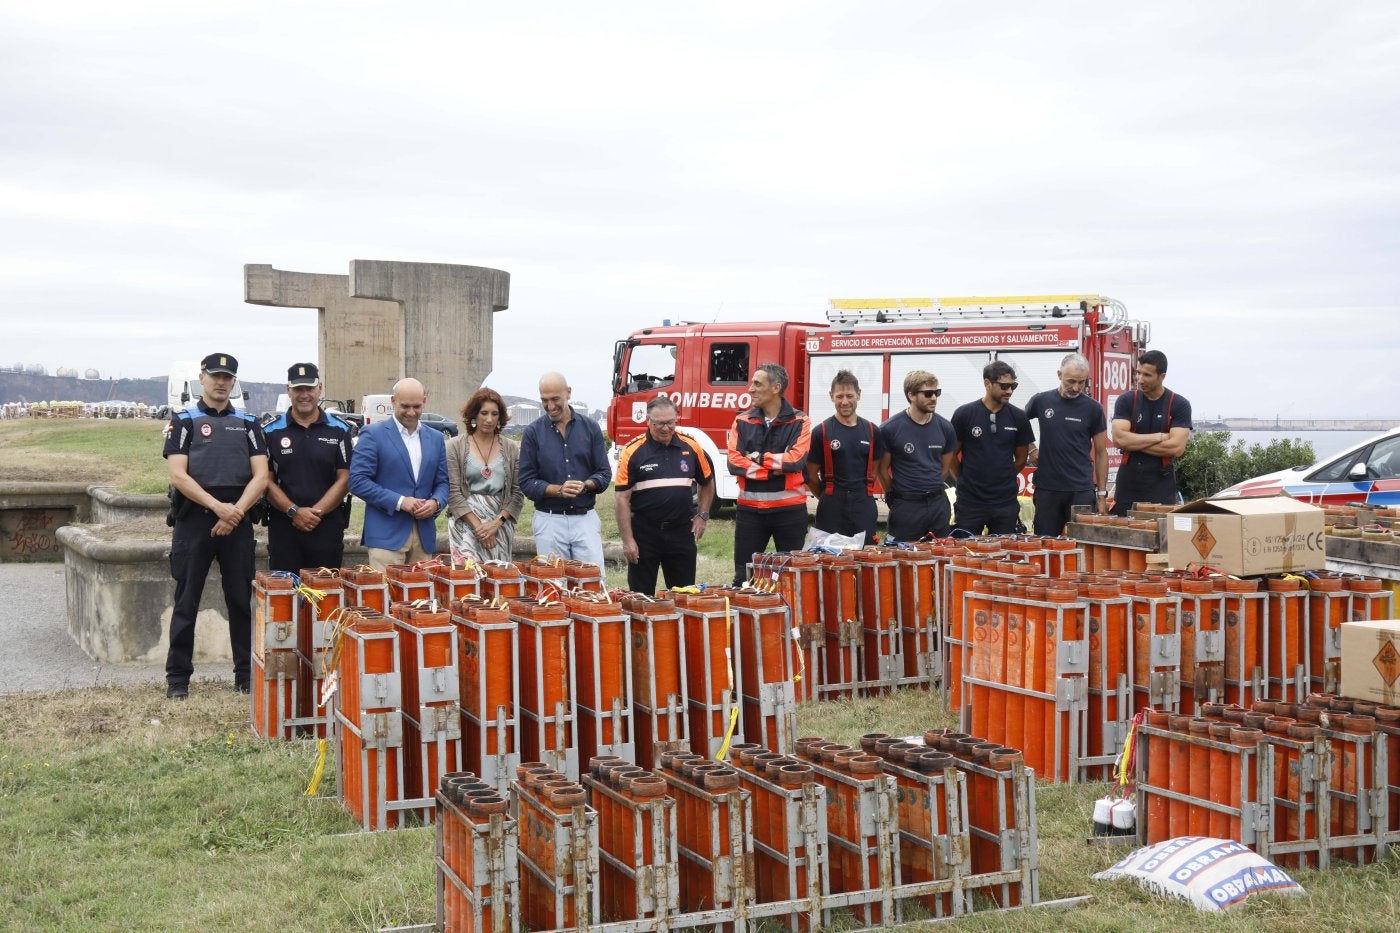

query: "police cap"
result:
(287, 362), (320, 386)
(201, 353), (238, 375)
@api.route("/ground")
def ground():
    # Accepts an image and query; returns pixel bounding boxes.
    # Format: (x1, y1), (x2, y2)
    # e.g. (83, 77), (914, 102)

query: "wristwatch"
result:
(1096, 490), (1108, 498)
(286, 505), (300, 517)
(698, 511), (710, 521)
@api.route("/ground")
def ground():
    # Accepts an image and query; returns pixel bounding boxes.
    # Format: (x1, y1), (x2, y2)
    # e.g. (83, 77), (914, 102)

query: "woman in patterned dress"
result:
(446, 387), (524, 565)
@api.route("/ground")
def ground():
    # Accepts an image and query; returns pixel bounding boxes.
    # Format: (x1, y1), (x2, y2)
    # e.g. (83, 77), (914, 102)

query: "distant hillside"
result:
(0, 375), (601, 421)
(0, 372), (281, 414)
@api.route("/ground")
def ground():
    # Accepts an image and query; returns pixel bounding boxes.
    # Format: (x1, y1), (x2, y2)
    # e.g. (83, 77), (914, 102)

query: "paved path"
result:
(0, 563), (170, 695)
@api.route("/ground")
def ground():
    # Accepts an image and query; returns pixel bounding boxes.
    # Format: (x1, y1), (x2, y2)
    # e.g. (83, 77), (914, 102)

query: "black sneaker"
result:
(166, 684), (189, 701)
(234, 681), (250, 695)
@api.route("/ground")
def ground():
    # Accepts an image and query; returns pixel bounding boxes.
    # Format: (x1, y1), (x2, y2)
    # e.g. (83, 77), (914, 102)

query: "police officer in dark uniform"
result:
(262, 362), (352, 573)
(615, 396), (715, 595)
(163, 353), (268, 700)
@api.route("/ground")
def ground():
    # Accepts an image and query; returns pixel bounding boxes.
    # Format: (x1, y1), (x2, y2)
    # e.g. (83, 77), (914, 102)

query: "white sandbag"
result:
(1093, 836), (1304, 911)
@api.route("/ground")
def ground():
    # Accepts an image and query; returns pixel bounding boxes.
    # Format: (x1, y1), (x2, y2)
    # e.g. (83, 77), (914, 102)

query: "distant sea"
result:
(1212, 429), (1385, 460)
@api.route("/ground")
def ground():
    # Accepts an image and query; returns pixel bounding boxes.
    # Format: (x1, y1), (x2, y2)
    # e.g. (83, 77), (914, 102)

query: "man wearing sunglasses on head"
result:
(948, 360), (1034, 536)
(875, 371), (958, 541)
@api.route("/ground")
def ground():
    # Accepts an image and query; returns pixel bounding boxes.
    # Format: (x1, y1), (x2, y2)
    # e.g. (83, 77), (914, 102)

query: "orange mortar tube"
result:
(569, 594), (629, 764)
(1206, 720), (1234, 839)
(1086, 582), (1127, 771)
(775, 554), (821, 699)
(1166, 714), (1193, 839)
(1002, 590), (1026, 753)
(1223, 579), (1263, 707)
(1307, 575), (1348, 693)
(513, 599), (574, 771)
(431, 563), (480, 606)
(624, 596), (684, 769)
(894, 549), (939, 682)
(1020, 584), (1048, 777)
(947, 557), (978, 710)
(386, 563), (434, 604)
(968, 580), (994, 740)
(342, 567), (389, 613)
(855, 548), (899, 687)
(337, 614), (401, 830)
(519, 556), (568, 599)
(1265, 578), (1305, 703)
(479, 561), (524, 602)
(1187, 717), (1209, 834)
(564, 559), (604, 592)
(1228, 725), (1263, 844)
(1042, 586), (1083, 782)
(1177, 579), (1218, 713)
(985, 586), (1008, 754)
(677, 591), (736, 756)
(1145, 710), (1172, 843)
(817, 552), (859, 697)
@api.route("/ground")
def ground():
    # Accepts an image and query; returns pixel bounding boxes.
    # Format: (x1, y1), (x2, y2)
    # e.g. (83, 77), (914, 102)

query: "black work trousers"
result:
(267, 514), (346, 575)
(627, 517), (698, 596)
(167, 509), (255, 688)
(952, 500), (1022, 537)
(886, 492), (952, 542)
(1032, 488), (1096, 537)
(732, 505), (809, 585)
(813, 489), (878, 541)
(1111, 458), (1179, 516)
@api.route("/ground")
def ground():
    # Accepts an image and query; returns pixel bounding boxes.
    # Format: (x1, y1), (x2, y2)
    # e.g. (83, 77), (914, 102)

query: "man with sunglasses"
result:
(1109, 349), (1192, 515)
(875, 371), (958, 541)
(948, 360), (1034, 536)
(1025, 353), (1109, 535)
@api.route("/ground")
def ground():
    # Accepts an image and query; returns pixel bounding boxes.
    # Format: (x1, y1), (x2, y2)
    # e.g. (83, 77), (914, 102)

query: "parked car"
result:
(1215, 426), (1400, 506)
(419, 411), (460, 437)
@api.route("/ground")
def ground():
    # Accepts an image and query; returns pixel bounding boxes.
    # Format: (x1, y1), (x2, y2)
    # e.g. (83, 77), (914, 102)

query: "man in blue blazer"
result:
(349, 377), (449, 570)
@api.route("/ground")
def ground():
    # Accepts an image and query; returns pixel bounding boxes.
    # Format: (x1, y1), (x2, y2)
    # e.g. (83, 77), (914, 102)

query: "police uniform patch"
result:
(281, 437), (292, 449)
(830, 439), (842, 451)
(971, 426), (983, 438)
(1044, 408), (1055, 419)
(904, 442), (915, 454)
(681, 460), (689, 473)
(200, 423), (213, 437)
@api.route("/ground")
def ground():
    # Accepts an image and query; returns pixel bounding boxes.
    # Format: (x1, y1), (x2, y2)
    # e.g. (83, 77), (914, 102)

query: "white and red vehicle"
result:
(608, 295), (1150, 504)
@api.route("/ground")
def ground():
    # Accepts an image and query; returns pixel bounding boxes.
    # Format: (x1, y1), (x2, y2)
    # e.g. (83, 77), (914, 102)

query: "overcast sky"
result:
(3, 1), (1397, 420)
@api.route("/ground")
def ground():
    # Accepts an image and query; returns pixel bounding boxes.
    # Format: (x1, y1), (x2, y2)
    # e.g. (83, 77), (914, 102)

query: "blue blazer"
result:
(349, 418), (450, 552)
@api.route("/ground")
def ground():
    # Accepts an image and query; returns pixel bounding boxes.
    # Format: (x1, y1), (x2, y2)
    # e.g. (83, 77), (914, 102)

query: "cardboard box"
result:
(1165, 496), (1325, 576)
(1340, 619), (1400, 706)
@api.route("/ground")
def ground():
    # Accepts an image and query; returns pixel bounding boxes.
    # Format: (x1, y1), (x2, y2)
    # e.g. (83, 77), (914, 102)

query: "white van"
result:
(167, 361), (247, 412)
(360, 394), (393, 425)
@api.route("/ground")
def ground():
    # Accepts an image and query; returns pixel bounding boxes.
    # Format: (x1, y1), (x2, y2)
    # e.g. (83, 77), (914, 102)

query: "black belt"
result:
(536, 506), (591, 516)
(888, 488), (945, 501)
(827, 487), (873, 498)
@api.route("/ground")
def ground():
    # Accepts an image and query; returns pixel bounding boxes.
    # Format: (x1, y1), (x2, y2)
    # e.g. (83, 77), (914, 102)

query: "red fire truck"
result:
(608, 295), (1150, 505)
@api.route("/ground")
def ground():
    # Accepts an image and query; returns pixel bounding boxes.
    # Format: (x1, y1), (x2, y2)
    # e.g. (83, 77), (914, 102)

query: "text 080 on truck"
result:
(607, 294), (1150, 505)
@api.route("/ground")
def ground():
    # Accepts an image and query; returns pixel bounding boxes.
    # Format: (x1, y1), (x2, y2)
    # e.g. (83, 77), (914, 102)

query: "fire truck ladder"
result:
(826, 295), (1131, 333)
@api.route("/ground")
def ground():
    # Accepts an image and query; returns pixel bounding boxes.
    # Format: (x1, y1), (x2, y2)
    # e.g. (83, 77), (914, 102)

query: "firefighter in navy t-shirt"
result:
(1110, 349), (1192, 515)
(162, 352), (268, 700)
(1025, 352), (1109, 536)
(948, 360), (1034, 536)
(875, 370), (959, 541)
(806, 370), (885, 541)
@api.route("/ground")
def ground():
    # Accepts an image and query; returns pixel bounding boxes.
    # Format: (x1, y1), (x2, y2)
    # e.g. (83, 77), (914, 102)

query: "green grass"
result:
(6, 686), (1400, 931)
(0, 419), (170, 493)
(11, 419), (1400, 928)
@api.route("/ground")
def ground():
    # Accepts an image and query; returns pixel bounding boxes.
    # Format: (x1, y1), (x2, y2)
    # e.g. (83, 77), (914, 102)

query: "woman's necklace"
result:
(472, 432), (499, 479)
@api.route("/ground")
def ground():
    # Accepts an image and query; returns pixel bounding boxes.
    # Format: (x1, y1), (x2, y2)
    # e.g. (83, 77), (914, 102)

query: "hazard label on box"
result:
(1374, 641), (1400, 688)
(1191, 524), (1218, 560)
